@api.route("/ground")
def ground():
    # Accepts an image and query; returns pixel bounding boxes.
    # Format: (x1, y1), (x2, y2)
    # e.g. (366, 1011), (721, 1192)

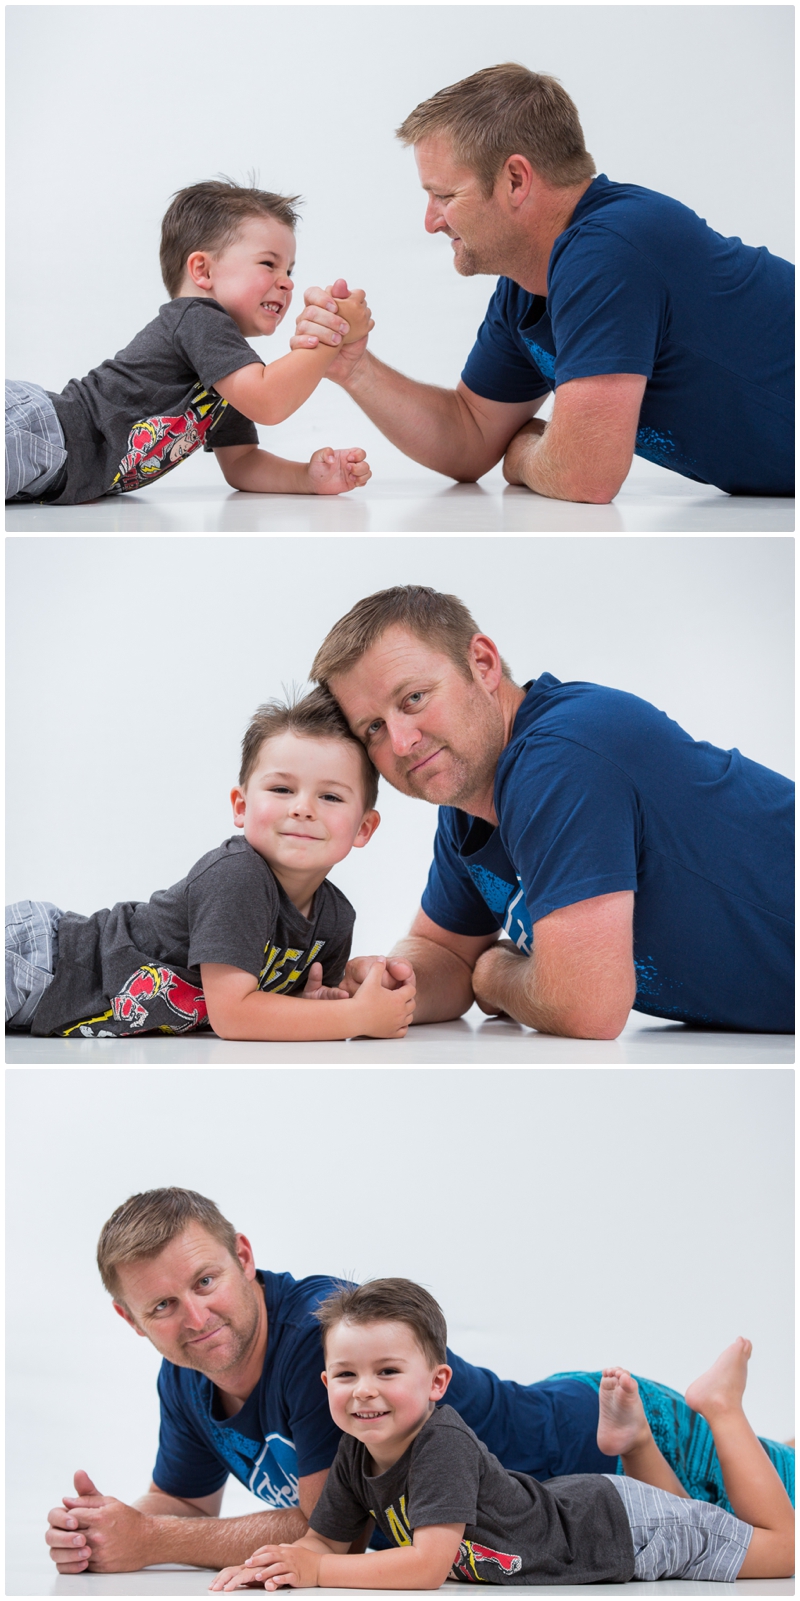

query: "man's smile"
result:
(407, 747), (446, 775)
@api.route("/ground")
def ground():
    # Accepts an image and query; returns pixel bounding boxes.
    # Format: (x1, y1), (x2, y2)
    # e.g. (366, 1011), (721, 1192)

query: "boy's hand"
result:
(342, 955), (416, 997)
(246, 1542), (321, 1590)
(209, 1562), (263, 1591)
(348, 958), (415, 1038)
(307, 447), (371, 496)
(291, 280), (371, 383)
(302, 961), (348, 1001)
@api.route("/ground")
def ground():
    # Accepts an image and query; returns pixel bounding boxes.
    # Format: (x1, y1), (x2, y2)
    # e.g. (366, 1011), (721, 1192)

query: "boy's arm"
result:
(213, 291), (373, 427)
(213, 1524), (464, 1591)
(214, 444), (371, 497)
(200, 960), (414, 1041)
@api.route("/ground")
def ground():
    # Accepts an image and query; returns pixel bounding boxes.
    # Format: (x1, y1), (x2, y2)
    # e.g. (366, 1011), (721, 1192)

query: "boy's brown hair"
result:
(239, 687), (379, 811)
(97, 1187), (238, 1299)
(311, 586), (513, 687)
(315, 1277), (448, 1367)
(160, 179), (301, 298)
(396, 63), (596, 195)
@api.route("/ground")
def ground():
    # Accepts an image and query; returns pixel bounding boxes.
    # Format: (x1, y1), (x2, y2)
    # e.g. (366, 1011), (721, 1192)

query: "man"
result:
(44, 1189), (795, 1575)
(310, 586), (794, 1038)
(291, 64), (794, 502)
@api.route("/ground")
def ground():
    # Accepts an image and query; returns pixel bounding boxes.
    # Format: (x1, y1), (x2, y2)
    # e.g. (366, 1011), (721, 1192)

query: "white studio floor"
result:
(5, 449), (794, 534)
(6, 1525), (795, 1599)
(6, 1007), (793, 1066)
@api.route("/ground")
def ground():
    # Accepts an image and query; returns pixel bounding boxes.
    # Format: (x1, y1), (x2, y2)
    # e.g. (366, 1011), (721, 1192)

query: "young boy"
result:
(6, 180), (373, 506)
(211, 1279), (794, 1590)
(5, 692), (415, 1041)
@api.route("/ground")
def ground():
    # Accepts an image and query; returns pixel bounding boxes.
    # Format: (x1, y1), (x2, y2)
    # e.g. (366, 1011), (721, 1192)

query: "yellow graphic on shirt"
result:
(384, 1495), (412, 1547)
(258, 940), (324, 993)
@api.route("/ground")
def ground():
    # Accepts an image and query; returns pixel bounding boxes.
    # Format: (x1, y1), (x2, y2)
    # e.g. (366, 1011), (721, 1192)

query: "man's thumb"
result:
(74, 1469), (101, 1497)
(362, 958), (386, 989)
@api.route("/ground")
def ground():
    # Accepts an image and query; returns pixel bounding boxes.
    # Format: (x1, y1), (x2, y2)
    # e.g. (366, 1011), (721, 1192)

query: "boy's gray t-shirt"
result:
(44, 298), (262, 505)
(31, 836), (355, 1038)
(310, 1405), (635, 1586)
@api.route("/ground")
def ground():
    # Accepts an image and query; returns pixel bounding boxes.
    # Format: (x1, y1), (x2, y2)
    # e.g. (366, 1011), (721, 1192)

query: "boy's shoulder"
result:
(185, 835), (273, 886)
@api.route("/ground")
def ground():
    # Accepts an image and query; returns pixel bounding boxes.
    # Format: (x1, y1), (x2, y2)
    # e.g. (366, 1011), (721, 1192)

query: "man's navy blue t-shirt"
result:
(421, 676), (794, 1033)
(461, 175), (794, 496)
(153, 1271), (614, 1504)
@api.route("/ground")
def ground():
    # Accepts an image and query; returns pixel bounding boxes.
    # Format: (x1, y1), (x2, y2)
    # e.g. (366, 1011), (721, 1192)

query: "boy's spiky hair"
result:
(239, 687), (379, 811)
(160, 177), (301, 298)
(314, 1277), (448, 1367)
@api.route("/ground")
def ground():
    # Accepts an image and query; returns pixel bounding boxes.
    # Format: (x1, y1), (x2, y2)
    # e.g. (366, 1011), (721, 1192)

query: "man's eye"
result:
(152, 1300), (169, 1314)
(405, 692), (423, 707)
(198, 1276), (213, 1288)
(366, 720), (383, 738)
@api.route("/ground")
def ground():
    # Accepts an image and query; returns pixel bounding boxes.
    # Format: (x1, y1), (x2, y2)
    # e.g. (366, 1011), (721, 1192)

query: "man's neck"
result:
(510, 177), (594, 295)
(213, 1284), (269, 1417)
(460, 679), (527, 826)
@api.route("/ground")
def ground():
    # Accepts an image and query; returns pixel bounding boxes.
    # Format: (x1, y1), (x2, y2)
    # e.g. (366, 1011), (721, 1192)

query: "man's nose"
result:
(385, 714), (421, 757)
(424, 196), (446, 235)
(182, 1297), (209, 1331)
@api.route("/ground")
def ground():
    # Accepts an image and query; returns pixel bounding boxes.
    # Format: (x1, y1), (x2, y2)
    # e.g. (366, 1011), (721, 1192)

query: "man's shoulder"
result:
(553, 174), (712, 270)
(498, 675), (668, 785)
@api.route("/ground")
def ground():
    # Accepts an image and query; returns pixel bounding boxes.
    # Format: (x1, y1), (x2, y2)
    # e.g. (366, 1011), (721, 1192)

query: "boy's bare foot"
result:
(597, 1367), (652, 1456)
(685, 1336), (752, 1420)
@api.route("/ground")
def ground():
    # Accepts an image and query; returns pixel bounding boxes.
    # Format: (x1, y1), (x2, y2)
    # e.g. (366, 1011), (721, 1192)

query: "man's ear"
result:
(351, 810), (380, 850)
(233, 1232), (258, 1281)
(468, 634), (504, 693)
(231, 786), (246, 829)
(502, 154), (535, 209)
(112, 1300), (147, 1338)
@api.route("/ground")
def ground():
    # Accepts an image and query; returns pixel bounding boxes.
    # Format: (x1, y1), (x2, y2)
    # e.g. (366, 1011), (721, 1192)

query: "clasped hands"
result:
(290, 278), (372, 379)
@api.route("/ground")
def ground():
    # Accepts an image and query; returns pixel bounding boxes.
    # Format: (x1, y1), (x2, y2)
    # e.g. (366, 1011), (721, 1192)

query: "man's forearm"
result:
(139, 1509), (308, 1569)
(389, 936), (474, 1023)
(339, 352), (495, 480)
(502, 419), (596, 502)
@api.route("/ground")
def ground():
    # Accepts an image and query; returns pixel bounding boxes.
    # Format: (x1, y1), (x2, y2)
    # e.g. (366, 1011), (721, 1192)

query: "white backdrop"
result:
(5, 1066), (795, 1529)
(5, 535), (794, 957)
(6, 5), (795, 478)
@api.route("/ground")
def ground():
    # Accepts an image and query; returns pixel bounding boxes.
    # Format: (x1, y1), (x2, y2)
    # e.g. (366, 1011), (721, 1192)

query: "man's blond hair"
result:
(97, 1188), (238, 1300)
(310, 586), (512, 688)
(396, 63), (595, 195)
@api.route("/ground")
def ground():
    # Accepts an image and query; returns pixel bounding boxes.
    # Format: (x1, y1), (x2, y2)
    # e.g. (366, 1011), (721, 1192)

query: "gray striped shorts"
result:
(5, 379), (67, 500)
(607, 1474), (753, 1582)
(6, 900), (63, 1027)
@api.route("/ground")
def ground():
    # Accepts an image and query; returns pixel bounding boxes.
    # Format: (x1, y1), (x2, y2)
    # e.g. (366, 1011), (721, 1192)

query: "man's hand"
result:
(46, 1471), (149, 1574)
(342, 954), (416, 998)
(302, 961), (349, 1000)
(290, 280), (370, 384)
(307, 446), (371, 496)
(501, 417), (547, 485)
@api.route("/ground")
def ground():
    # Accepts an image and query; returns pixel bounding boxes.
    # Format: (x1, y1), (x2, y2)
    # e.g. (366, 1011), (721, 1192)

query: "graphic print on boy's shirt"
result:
(31, 837), (355, 1037)
(109, 383), (228, 494)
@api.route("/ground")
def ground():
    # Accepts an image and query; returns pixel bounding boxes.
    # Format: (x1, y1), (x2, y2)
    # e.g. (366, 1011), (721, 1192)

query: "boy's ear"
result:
(185, 249), (215, 291)
(320, 1370), (329, 1389)
(352, 809), (380, 850)
(231, 786), (246, 829)
(430, 1363), (452, 1401)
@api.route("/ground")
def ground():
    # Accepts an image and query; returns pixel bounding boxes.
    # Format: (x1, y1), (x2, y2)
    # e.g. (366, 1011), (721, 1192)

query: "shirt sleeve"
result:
(461, 278), (552, 403)
(172, 300), (265, 390)
(308, 1442), (370, 1542)
(187, 852), (279, 975)
(548, 223), (669, 386)
(205, 401), (258, 451)
(498, 734), (641, 927)
(317, 886), (355, 987)
(407, 1420), (481, 1528)
(420, 810), (503, 937)
(153, 1364), (229, 1498)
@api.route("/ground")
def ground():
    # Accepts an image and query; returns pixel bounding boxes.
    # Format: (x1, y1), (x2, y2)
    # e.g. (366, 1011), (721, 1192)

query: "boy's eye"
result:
(321, 792), (344, 804)
(269, 785), (292, 794)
